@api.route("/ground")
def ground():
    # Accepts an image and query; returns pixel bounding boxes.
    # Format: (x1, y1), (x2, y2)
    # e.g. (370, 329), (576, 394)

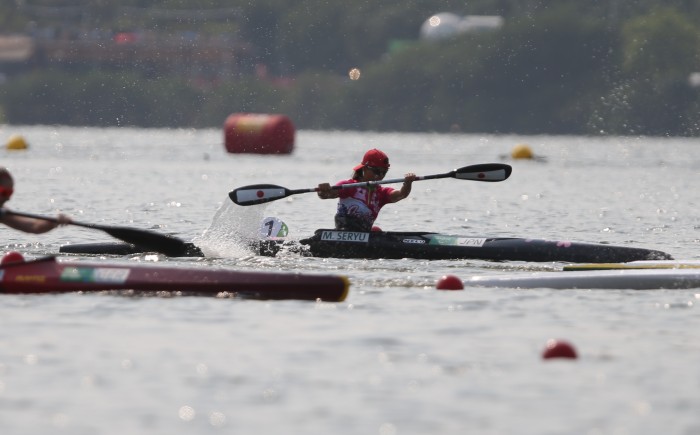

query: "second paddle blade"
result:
(454, 163), (512, 181)
(229, 184), (289, 206)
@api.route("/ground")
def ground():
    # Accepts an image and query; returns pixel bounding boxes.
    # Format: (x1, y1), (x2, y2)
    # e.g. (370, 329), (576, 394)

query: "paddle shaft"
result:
(7, 210), (106, 231)
(286, 173), (448, 196)
(4, 210), (189, 257)
(229, 163), (512, 206)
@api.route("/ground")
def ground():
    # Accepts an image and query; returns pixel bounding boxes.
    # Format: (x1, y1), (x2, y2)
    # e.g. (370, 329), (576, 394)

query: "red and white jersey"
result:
(334, 179), (395, 228)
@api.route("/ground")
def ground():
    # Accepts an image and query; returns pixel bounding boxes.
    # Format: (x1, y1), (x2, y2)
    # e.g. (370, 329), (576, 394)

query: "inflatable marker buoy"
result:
(542, 339), (578, 360)
(511, 144), (534, 159)
(436, 274), (464, 290)
(6, 134), (28, 150)
(499, 143), (547, 162)
(224, 113), (295, 154)
(1, 251), (25, 265)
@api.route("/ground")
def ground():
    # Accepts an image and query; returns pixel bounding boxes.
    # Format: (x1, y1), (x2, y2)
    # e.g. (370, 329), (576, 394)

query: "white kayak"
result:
(466, 268), (700, 290)
(563, 260), (700, 271)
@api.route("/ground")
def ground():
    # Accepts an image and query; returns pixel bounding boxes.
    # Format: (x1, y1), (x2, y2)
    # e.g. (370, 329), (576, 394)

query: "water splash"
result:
(192, 198), (265, 257)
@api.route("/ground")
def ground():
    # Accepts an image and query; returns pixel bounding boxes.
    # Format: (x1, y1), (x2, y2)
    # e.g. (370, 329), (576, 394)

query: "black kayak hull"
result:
(297, 230), (673, 263)
(60, 242), (205, 257)
(60, 229), (673, 263)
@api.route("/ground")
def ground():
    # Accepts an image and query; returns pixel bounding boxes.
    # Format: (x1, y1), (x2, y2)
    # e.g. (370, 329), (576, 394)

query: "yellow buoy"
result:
(511, 144), (533, 159)
(6, 134), (28, 150)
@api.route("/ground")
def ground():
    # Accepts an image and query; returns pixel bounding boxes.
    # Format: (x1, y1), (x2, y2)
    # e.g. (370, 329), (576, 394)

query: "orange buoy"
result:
(511, 144), (534, 159)
(224, 113), (295, 154)
(6, 134), (28, 150)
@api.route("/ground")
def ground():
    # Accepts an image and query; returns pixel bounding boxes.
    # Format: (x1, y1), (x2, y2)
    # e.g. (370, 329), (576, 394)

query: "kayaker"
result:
(317, 148), (417, 231)
(0, 166), (72, 233)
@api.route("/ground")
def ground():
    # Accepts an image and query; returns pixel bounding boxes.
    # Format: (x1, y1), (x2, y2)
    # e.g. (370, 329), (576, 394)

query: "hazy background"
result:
(2, 1), (700, 135)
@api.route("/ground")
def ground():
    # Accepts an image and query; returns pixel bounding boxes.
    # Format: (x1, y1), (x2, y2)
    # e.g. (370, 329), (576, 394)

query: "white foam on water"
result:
(191, 198), (265, 257)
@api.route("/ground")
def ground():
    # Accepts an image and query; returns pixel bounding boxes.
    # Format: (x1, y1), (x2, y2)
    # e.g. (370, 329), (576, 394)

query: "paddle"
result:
(5, 210), (190, 257)
(229, 163), (512, 206)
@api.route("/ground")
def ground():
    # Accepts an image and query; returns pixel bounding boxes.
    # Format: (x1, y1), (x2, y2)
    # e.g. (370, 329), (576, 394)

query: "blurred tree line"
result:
(1, 0), (700, 135)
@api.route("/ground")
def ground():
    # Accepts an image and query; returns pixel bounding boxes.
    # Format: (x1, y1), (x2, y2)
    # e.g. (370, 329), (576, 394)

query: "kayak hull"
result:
(60, 242), (204, 257)
(59, 230), (673, 263)
(0, 257), (348, 301)
(563, 260), (700, 271)
(298, 230), (673, 263)
(466, 269), (700, 290)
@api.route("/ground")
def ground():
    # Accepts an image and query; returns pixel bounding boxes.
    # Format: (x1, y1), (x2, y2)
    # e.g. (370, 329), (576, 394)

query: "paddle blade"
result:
(229, 184), (289, 206)
(100, 226), (189, 257)
(454, 163), (512, 182)
(4, 210), (190, 257)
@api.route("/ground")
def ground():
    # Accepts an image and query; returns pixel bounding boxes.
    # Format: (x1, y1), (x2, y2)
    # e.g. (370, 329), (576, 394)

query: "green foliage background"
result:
(1, 0), (700, 135)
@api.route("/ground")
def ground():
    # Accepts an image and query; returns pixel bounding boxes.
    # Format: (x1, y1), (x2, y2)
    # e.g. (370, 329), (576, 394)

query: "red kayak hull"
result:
(0, 257), (348, 302)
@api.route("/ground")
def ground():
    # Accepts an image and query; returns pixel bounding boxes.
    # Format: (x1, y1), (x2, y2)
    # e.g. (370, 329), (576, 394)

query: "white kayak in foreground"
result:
(466, 268), (700, 290)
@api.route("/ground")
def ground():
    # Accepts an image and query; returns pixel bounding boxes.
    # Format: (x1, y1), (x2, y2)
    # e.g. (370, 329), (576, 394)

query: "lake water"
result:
(1, 125), (698, 434)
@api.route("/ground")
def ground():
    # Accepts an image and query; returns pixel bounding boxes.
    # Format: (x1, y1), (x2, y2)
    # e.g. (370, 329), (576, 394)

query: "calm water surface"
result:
(0, 125), (698, 434)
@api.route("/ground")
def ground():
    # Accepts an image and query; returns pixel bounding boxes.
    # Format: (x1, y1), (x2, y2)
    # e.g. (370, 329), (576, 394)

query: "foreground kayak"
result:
(60, 229), (673, 263)
(466, 268), (700, 290)
(0, 256), (348, 301)
(293, 230), (673, 263)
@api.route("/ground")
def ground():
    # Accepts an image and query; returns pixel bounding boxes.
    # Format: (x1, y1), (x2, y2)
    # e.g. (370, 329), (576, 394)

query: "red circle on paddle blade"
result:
(256, 190), (264, 198)
(478, 172), (485, 179)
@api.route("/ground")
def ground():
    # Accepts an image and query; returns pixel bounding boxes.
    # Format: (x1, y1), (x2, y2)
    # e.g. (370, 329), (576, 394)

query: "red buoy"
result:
(542, 339), (578, 360)
(1, 251), (25, 265)
(224, 113), (295, 154)
(436, 274), (463, 290)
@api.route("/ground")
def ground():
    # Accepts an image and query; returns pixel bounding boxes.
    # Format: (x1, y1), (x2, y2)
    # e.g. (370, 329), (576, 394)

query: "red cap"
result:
(353, 149), (390, 171)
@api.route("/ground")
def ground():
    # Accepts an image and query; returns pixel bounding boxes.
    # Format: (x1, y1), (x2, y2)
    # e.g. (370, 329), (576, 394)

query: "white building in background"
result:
(419, 13), (504, 41)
